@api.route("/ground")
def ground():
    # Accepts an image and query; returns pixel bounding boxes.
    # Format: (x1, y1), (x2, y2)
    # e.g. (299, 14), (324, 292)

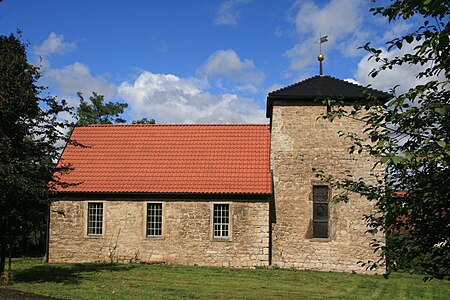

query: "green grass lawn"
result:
(2, 258), (449, 299)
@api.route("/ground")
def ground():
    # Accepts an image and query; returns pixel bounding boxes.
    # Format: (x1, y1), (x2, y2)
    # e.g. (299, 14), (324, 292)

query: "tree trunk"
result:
(8, 244), (12, 270)
(0, 242), (5, 275)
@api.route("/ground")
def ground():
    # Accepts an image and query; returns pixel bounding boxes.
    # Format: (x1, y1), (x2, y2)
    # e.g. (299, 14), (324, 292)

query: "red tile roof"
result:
(54, 124), (271, 195)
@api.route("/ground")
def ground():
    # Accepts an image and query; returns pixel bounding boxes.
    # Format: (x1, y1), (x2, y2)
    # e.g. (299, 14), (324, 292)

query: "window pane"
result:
(313, 222), (328, 238)
(313, 186), (329, 238)
(313, 203), (328, 221)
(313, 186), (328, 203)
(213, 204), (229, 238)
(87, 202), (103, 235)
(147, 203), (163, 236)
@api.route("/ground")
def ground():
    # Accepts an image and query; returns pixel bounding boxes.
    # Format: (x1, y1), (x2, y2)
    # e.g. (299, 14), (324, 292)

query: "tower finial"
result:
(316, 33), (328, 76)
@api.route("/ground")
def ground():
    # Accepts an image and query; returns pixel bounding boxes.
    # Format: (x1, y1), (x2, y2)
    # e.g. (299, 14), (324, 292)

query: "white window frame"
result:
(144, 201), (165, 239)
(211, 202), (232, 241)
(86, 201), (105, 237)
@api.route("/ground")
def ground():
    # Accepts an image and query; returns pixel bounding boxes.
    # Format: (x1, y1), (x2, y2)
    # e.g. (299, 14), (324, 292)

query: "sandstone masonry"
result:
(49, 200), (270, 267)
(270, 103), (384, 274)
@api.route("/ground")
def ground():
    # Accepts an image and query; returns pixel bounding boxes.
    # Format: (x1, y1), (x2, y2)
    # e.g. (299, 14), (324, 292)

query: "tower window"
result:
(313, 186), (329, 238)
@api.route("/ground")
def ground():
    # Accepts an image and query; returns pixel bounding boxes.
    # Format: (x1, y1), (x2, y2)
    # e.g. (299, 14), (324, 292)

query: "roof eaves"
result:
(52, 190), (273, 197)
(80, 124), (270, 128)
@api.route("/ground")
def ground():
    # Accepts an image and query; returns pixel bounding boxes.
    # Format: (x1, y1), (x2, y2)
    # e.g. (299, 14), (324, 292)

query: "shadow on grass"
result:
(14, 263), (137, 285)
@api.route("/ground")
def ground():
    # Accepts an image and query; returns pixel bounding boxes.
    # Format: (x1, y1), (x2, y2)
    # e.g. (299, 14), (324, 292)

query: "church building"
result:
(49, 75), (390, 274)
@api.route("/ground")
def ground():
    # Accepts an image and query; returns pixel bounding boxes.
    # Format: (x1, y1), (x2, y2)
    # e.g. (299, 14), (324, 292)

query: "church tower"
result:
(267, 75), (390, 273)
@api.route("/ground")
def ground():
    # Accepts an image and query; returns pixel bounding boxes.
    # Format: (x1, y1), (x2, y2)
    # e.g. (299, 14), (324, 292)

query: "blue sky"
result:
(0, 0), (423, 124)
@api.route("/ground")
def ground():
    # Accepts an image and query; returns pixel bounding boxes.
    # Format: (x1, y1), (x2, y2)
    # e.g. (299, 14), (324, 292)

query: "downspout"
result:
(268, 106), (273, 266)
(44, 201), (50, 263)
(269, 170), (276, 266)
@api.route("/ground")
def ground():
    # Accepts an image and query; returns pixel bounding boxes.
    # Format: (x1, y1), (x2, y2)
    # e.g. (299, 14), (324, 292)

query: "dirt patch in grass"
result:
(0, 288), (61, 300)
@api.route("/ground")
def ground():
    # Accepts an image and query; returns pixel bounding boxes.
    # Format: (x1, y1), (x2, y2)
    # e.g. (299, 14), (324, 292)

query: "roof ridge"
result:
(82, 124), (269, 127)
(327, 75), (391, 95)
(268, 75), (320, 95)
(268, 74), (390, 96)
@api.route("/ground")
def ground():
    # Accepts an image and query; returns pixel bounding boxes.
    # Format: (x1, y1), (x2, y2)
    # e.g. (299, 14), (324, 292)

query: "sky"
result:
(0, 0), (426, 124)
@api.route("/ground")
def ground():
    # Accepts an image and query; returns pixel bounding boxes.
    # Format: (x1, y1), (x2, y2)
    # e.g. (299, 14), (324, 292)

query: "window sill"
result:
(309, 238), (331, 242)
(146, 236), (165, 240)
(85, 234), (103, 239)
(212, 237), (232, 242)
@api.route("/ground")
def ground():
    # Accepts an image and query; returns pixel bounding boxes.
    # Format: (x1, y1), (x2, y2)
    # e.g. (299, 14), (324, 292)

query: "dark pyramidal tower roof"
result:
(266, 75), (391, 118)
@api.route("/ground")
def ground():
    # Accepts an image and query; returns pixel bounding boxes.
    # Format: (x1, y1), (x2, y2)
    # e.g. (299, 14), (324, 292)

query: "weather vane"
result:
(316, 33), (328, 76)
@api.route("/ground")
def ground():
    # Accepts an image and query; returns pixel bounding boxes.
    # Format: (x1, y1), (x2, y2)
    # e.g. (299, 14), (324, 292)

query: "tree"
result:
(76, 92), (156, 125)
(76, 92), (128, 125)
(132, 117), (156, 124)
(321, 1), (449, 279)
(0, 33), (72, 280)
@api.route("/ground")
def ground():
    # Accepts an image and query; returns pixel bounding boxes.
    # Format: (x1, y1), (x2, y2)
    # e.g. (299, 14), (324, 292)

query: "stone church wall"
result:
(270, 103), (384, 274)
(49, 102), (384, 274)
(49, 200), (270, 267)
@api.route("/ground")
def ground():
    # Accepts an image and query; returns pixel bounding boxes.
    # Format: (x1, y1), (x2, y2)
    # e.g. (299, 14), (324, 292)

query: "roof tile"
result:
(54, 124), (271, 195)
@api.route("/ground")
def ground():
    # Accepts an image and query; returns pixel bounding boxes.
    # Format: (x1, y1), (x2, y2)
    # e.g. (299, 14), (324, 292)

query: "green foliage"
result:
(0, 33), (72, 276)
(76, 92), (128, 125)
(321, 1), (449, 279)
(132, 117), (156, 124)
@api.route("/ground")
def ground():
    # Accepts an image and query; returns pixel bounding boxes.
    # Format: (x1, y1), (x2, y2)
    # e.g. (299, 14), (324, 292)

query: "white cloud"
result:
(214, 0), (250, 26)
(43, 62), (117, 108)
(291, 0), (363, 37)
(199, 50), (254, 77)
(355, 42), (444, 95)
(118, 71), (266, 124)
(274, 27), (283, 38)
(284, 39), (317, 71)
(34, 32), (76, 57)
(381, 21), (415, 42)
(343, 78), (361, 85)
(34, 34), (267, 124)
(197, 49), (264, 92)
(337, 30), (370, 57)
(33, 33), (76, 70)
(266, 83), (284, 94)
(235, 83), (258, 93)
(285, 0), (366, 71)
